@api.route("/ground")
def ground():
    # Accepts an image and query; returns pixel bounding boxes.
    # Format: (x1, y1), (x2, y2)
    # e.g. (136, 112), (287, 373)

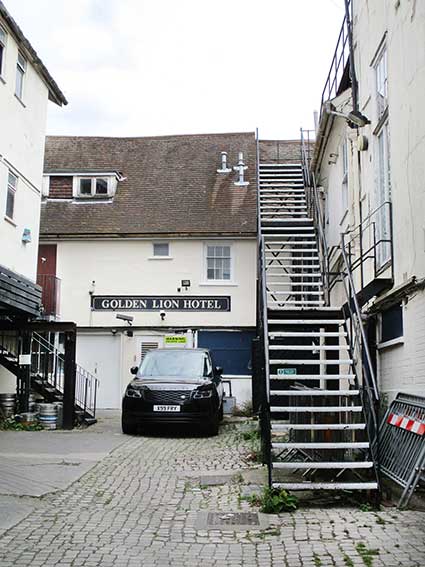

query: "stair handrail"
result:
(300, 129), (330, 304)
(31, 332), (98, 418)
(339, 241), (379, 402)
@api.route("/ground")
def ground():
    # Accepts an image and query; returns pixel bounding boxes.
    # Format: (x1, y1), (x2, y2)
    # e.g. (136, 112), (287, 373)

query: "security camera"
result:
(159, 310), (166, 321)
(116, 313), (134, 325)
(111, 328), (118, 335)
(323, 101), (370, 128)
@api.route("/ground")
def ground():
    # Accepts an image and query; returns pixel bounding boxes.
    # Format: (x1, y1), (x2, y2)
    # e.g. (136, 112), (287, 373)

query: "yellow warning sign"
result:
(165, 336), (187, 344)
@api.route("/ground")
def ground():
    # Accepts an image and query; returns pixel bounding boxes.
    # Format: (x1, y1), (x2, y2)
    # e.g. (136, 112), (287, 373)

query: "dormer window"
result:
(77, 177), (111, 198)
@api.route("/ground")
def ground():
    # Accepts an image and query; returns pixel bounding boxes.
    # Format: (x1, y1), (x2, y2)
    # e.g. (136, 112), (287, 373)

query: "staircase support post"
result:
(63, 329), (76, 430)
(17, 330), (32, 413)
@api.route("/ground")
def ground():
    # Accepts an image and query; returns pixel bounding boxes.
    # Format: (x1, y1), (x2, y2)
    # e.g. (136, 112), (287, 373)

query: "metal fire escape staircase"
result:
(257, 136), (379, 492)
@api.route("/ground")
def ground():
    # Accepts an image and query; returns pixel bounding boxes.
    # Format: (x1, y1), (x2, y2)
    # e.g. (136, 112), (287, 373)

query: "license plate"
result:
(153, 405), (181, 412)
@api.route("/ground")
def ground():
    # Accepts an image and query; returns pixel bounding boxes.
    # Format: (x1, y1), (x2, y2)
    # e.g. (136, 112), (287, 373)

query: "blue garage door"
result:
(197, 330), (255, 375)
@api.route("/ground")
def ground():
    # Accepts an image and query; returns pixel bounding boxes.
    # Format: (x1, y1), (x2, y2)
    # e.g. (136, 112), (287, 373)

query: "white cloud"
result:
(9, 0), (346, 138)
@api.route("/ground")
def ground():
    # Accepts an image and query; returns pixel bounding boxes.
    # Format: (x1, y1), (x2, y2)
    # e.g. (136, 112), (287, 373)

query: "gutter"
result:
(0, 1), (67, 106)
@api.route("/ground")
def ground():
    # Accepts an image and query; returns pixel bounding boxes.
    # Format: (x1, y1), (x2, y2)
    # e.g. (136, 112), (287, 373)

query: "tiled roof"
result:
(41, 133), (257, 238)
(0, 1), (67, 106)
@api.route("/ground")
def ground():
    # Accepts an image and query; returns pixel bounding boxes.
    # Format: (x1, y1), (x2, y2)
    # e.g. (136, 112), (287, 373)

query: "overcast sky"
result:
(10, 0), (346, 139)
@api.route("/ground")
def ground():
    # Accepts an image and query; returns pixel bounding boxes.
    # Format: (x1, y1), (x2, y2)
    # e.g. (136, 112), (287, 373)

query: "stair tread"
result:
(271, 406), (363, 412)
(271, 423), (365, 430)
(270, 390), (359, 396)
(272, 462), (374, 469)
(272, 442), (369, 449)
(272, 482), (378, 490)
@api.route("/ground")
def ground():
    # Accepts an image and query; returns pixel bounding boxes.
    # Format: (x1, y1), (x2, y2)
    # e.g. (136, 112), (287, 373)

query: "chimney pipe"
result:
(217, 151), (232, 173)
(233, 152), (249, 186)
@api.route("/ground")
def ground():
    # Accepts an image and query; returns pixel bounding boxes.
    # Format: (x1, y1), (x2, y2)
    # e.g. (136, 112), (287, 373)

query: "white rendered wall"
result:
(54, 238), (257, 328)
(0, 18), (49, 281)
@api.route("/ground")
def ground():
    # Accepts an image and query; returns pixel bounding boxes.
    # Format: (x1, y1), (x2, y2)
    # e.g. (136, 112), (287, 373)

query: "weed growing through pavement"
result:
(355, 542), (380, 567)
(248, 487), (298, 513)
(343, 555), (354, 567)
(313, 553), (322, 566)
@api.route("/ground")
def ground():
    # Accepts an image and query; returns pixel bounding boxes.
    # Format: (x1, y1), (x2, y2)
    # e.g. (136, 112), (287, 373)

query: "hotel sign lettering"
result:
(91, 295), (231, 312)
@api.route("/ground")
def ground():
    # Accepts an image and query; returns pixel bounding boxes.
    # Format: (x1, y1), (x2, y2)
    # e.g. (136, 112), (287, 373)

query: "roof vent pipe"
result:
(217, 151), (232, 173)
(233, 152), (249, 186)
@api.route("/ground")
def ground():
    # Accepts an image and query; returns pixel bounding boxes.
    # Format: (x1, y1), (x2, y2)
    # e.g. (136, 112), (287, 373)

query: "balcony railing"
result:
(37, 274), (61, 318)
(319, 0), (352, 121)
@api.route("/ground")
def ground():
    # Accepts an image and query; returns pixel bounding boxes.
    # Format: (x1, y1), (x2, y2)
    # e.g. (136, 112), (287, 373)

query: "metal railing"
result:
(319, 0), (352, 121)
(342, 201), (394, 289)
(255, 130), (272, 485)
(36, 274), (61, 318)
(31, 332), (98, 419)
(300, 128), (330, 305)
(340, 243), (380, 472)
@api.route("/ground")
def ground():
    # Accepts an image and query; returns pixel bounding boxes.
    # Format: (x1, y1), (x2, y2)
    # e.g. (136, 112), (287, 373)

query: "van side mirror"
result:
(215, 366), (223, 376)
(130, 366), (138, 375)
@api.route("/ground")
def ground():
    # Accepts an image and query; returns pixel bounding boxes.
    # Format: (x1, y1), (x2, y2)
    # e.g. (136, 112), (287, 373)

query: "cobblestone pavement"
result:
(0, 420), (424, 566)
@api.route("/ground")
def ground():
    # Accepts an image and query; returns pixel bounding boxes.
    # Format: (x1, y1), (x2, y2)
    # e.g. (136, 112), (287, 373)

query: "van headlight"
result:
(192, 389), (213, 399)
(126, 387), (142, 398)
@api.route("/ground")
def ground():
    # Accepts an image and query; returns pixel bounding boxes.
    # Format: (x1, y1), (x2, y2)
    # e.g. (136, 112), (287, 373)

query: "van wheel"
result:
(218, 402), (224, 421)
(122, 417), (137, 435)
(205, 413), (219, 437)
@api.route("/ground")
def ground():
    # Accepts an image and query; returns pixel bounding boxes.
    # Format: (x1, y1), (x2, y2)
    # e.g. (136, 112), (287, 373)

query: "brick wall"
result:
(49, 176), (73, 199)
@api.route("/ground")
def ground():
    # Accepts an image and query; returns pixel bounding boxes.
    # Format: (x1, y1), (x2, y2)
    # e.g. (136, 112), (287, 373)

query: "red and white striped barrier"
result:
(387, 412), (425, 435)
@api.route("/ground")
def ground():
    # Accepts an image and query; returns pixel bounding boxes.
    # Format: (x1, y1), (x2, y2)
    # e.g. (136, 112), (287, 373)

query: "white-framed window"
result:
(15, 52), (26, 99)
(378, 302), (403, 348)
(5, 171), (17, 220)
(0, 25), (6, 78)
(375, 121), (391, 268)
(153, 242), (169, 257)
(77, 177), (110, 197)
(375, 46), (388, 121)
(341, 138), (349, 212)
(205, 243), (232, 281)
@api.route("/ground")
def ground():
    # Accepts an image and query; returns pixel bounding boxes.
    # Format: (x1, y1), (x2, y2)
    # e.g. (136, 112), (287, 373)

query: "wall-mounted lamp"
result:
(116, 313), (133, 326)
(181, 279), (191, 291)
(324, 101), (370, 128)
(22, 228), (31, 244)
(160, 310), (166, 321)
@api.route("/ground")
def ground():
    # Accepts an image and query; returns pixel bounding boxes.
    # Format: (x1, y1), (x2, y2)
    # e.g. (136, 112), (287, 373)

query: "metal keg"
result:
(53, 402), (63, 429)
(20, 412), (38, 425)
(38, 403), (58, 430)
(0, 393), (16, 418)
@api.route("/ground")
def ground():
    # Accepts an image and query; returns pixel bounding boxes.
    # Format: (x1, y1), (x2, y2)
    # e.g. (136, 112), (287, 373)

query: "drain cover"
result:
(207, 512), (260, 527)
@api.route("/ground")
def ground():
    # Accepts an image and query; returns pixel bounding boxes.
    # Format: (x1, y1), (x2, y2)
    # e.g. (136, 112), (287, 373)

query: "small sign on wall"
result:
(277, 368), (297, 376)
(92, 295), (231, 312)
(19, 354), (31, 366)
(165, 336), (187, 345)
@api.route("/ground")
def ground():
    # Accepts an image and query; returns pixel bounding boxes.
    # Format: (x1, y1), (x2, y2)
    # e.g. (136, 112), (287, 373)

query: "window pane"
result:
(207, 268), (215, 279)
(153, 243), (169, 256)
(6, 189), (15, 219)
(207, 246), (215, 257)
(79, 179), (92, 195)
(0, 45), (4, 76)
(95, 178), (108, 194)
(222, 246), (231, 257)
(381, 304), (403, 342)
(206, 244), (231, 280)
(15, 67), (24, 98)
(8, 172), (17, 189)
(0, 27), (6, 44)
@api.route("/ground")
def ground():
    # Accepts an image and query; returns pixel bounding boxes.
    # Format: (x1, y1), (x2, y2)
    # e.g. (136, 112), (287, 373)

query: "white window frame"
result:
(15, 51), (26, 100)
(75, 176), (112, 198)
(341, 138), (349, 213)
(149, 242), (172, 260)
(0, 24), (7, 80)
(374, 45), (388, 123)
(5, 170), (18, 221)
(203, 242), (234, 284)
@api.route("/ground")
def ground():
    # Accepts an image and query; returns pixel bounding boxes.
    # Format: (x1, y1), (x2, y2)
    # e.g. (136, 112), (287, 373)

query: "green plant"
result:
(248, 487), (298, 514)
(375, 515), (386, 525)
(355, 543), (380, 567)
(343, 555), (354, 567)
(313, 553), (322, 566)
(0, 417), (43, 431)
(359, 502), (373, 512)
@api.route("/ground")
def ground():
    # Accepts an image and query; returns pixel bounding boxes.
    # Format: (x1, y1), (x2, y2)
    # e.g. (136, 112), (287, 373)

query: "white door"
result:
(76, 335), (121, 409)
